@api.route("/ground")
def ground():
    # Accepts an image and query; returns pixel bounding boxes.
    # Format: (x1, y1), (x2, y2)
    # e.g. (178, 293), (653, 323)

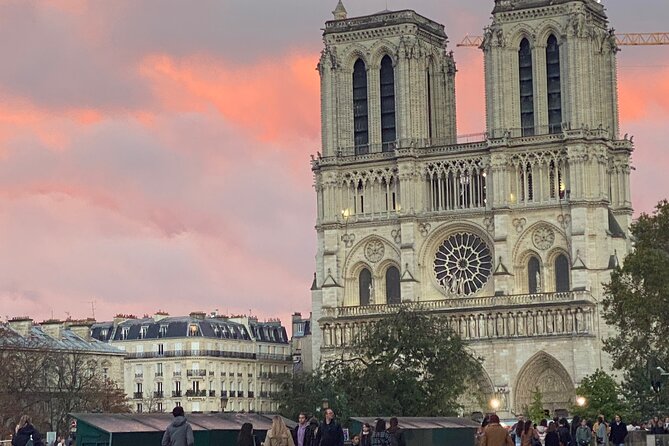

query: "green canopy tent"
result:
(349, 417), (479, 446)
(71, 412), (296, 446)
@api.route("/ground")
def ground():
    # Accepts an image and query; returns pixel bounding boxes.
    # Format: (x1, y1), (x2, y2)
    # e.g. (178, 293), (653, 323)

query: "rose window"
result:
(434, 232), (493, 295)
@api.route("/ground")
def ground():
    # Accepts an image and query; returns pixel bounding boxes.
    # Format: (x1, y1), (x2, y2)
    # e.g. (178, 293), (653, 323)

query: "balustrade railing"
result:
(321, 291), (593, 319)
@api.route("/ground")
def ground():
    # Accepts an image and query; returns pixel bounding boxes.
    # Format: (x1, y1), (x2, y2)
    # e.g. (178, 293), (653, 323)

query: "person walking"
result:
(594, 416), (607, 445)
(315, 409), (344, 446)
(520, 420), (539, 446)
(511, 417), (524, 446)
(387, 418), (405, 446)
(575, 419), (592, 446)
(569, 416), (581, 446)
(161, 406), (195, 446)
(263, 416), (295, 446)
(11, 415), (45, 446)
(238, 422), (259, 446)
(544, 423), (559, 446)
(293, 413), (310, 446)
(370, 419), (393, 446)
(358, 423), (372, 446)
(648, 416), (665, 434)
(480, 414), (514, 446)
(609, 415), (626, 446)
(557, 418), (572, 446)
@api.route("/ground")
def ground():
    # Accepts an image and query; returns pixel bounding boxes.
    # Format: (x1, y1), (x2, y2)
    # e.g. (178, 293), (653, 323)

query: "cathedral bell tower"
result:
(483, 0), (620, 137)
(318, 5), (457, 157)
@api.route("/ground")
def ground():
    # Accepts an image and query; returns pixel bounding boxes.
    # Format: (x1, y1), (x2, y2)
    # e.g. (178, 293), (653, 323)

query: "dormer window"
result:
(189, 324), (200, 337)
(120, 327), (129, 341)
(139, 326), (148, 339)
(159, 325), (167, 338)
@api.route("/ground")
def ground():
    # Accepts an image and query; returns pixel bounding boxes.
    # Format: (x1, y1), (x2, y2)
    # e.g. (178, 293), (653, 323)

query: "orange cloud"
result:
(619, 66), (669, 123)
(139, 52), (321, 145)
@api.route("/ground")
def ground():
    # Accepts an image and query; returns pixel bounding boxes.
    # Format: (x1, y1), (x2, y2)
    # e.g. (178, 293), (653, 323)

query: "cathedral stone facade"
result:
(310, 0), (633, 417)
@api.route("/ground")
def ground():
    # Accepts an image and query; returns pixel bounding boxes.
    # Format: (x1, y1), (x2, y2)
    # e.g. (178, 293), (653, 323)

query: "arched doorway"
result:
(459, 368), (495, 416)
(513, 351), (575, 415)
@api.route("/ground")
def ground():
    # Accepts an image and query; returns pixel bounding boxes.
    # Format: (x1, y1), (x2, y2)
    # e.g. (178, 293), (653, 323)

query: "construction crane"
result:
(456, 32), (669, 47)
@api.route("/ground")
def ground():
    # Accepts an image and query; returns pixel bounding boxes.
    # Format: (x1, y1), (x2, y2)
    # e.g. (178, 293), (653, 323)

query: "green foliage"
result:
(571, 370), (632, 421)
(526, 388), (545, 424)
(602, 200), (669, 417)
(274, 306), (483, 422)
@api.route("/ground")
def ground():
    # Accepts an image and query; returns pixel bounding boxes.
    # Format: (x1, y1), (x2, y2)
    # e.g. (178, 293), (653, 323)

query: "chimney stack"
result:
(8, 317), (33, 337)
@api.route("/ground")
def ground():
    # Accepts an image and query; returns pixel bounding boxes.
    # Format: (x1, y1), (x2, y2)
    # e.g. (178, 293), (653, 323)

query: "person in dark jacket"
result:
(359, 423), (372, 446)
(544, 422), (560, 446)
(238, 422), (259, 446)
(12, 415), (44, 446)
(315, 409), (344, 446)
(293, 413), (310, 446)
(162, 406), (195, 446)
(609, 415), (627, 446)
(387, 418), (406, 446)
(557, 418), (572, 446)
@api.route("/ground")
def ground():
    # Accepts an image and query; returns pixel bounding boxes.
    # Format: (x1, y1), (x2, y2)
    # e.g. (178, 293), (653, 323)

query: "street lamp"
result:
(340, 209), (354, 248)
(490, 398), (500, 412)
(576, 396), (587, 407)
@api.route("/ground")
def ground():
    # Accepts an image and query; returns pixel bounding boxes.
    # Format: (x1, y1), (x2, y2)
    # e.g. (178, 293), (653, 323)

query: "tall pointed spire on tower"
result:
(332, 0), (347, 20)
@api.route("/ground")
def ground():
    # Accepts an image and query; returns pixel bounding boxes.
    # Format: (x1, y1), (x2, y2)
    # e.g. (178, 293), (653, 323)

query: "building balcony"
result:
(248, 391), (254, 398)
(172, 391), (182, 397)
(209, 390), (216, 397)
(320, 291), (594, 320)
(155, 372), (163, 378)
(186, 370), (207, 378)
(259, 391), (268, 398)
(185, 389), (207, 397)
(134, 373), (143, 379)
(125, 349), (257, 360)
(220, 391), (228, 398)
(256, 353), (292, 362)
(173, 371), (182, 377)
(153, 391), (164, 399)
(133, 392), (143, 399)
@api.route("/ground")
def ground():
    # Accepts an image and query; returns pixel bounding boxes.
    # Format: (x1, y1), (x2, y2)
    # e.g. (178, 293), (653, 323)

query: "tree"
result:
(525, 388), (545, 424)
(571, 370), (632, 421)
(602, 199), (669, 416)
(275, 306), (483, 421)
(0, 346), (130, 439)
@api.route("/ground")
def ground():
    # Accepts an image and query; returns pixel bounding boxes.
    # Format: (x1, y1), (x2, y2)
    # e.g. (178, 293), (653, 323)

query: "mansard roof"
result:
(0, 323), (124, 355)
(324, 9), (446, 40)
(91, 316), (288, 344)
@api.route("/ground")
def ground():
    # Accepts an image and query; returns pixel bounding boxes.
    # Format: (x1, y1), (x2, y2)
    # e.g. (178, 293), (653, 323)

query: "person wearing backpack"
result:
(11, 415), (45, 446)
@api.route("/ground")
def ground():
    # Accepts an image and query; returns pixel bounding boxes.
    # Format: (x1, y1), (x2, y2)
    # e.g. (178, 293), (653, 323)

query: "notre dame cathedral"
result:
(310, 0), (633, 417)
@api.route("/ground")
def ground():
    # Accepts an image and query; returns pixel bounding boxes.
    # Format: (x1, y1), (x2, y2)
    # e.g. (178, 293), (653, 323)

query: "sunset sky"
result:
(1, 0), (667, 328)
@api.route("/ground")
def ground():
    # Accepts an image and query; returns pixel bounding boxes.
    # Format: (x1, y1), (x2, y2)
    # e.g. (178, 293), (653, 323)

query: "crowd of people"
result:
(477, 413), (669, 446)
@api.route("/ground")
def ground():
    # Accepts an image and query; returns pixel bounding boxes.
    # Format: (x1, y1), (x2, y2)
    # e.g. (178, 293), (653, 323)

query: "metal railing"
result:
(186, 370), (207, 377)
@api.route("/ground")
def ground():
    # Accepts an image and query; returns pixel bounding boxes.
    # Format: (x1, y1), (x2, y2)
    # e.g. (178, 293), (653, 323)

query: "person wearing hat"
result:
(481, 414), (513, 446)
(162, 406), (195, 446)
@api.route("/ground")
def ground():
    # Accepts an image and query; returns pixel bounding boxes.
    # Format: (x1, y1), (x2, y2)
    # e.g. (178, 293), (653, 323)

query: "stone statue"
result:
(536, 271), (543, 293)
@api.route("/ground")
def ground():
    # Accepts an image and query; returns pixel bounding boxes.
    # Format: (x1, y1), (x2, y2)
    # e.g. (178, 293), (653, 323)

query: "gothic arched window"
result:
(359, 268), (372, 306)
(555, 254), (570, 292)
(380, 55), (396, 151)
(546, 35), (562, 133)
(528, 256), (541, 293)
(353, 59), (369, 154)
(519, 38), (534, 136)
(385, 266), (401, 305)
